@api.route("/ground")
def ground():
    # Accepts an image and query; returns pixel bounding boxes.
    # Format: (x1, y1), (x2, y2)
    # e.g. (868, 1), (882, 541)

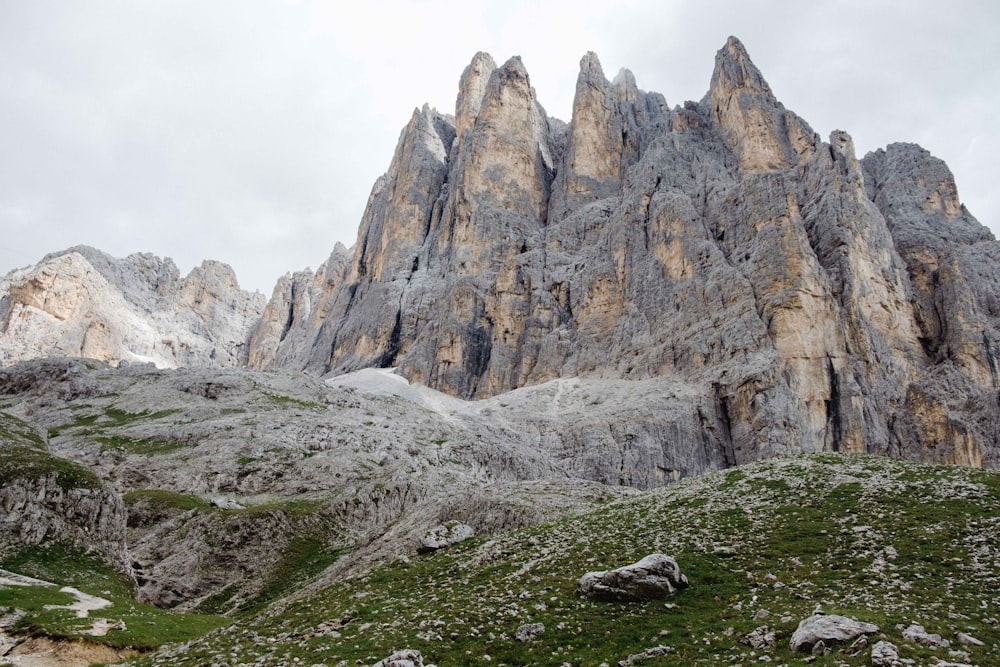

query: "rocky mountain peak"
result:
(711, 35), (772, 96)
(578, 50), (607, 84)
(0, 249), (264, 369)
(238, 37), (998, 466)
(709, 35), (818, 171)
(455, 51), (497, 138)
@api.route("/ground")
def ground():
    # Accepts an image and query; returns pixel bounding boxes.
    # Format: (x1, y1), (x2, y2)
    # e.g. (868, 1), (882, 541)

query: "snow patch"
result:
(44, 587), (112, 618)
(326, 368), (469, 421)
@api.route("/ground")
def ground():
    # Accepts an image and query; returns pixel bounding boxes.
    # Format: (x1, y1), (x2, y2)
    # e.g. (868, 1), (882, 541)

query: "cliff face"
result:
(0, 246), (265, 369)
(250, 37), (999, 467)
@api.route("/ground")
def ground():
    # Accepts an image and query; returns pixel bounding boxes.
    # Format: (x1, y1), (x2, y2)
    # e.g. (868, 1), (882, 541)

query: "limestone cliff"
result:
(0, 246), (265, 369)
(249, 36), (998, 468)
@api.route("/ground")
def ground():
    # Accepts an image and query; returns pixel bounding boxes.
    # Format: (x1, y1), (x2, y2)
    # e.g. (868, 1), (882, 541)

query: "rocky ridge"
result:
(0, 246), (265, 369)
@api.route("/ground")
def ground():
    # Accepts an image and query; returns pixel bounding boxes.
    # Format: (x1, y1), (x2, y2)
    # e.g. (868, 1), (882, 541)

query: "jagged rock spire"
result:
(550, 52), (659, 222)
(455, 51), (496, 138)
(709, 35), (818, 171)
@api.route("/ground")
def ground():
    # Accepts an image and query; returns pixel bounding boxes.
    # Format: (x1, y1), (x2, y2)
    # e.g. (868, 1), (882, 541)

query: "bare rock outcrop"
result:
(0, 412), (131, 577)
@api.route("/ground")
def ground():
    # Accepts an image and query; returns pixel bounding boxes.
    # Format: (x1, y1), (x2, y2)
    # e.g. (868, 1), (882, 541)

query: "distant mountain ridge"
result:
(0, 245), (265, 369)
(2, 37), (998, 469)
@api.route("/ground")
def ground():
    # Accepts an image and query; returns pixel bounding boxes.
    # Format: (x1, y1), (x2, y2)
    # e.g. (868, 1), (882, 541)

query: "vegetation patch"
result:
(0, 411), (46, 448)
(227, 537), (348, 617)
(123, 489), (212, 513)
(0, 416), (102, 492)
(95, 435), (191, 456)
(264, 391), (326, 410)
(47, 407), (179, 439)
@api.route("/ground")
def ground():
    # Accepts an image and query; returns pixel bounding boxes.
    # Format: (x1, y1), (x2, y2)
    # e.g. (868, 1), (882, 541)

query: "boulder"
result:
(743, 625), (777, 649)
(578, 554), (688, 602)
(372, 649), (429, 667)
(418, 523), (475, 553)
(902, 622), (950, 648)
(617, 645), (672, 666)
(514, 622), (545, 642)
(956, 632), (983, 646)
(870, 640), (900, 667)
(788, 612), (879, 652)
(209, 497), (244, 510)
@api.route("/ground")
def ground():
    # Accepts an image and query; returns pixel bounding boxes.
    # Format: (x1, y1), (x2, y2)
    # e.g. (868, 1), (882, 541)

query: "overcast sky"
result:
(2, 0), (997, 294)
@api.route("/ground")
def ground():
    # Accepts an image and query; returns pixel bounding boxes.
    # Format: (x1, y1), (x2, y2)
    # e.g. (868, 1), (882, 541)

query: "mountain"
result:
(0, 246), (265, 369)
(1, 36), (999, 666)
(248, 37), (1000, 468)
(3, 38), (997, 470)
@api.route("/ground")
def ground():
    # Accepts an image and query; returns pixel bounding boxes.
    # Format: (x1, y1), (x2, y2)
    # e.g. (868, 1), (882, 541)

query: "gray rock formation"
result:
(743, 625), (777, 649)
(789, 612), (879, 652)
(372, 649), (431, 667)
(0, 246), (264, 369)
(0, 411), (131, 576)
(1, 37), (997, 472)
(578, 553), (688, 602)
(243, 37), (999, 471)
(514, 622), (545, 642)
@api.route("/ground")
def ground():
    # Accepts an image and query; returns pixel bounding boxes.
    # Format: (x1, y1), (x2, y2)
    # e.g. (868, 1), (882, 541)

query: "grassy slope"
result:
(131, 453), (1000, 667)
(0, 411), (102, 491)
(0, 542), (231, 651)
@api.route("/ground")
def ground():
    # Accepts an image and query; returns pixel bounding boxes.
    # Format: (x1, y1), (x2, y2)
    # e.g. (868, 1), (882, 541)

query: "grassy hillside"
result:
(0, 541), (230, 651)
(122, 453), (999, 666)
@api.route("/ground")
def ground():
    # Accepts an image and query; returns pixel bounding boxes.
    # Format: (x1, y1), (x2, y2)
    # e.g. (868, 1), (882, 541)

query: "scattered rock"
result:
(210, 497), (245, 510)
(372, 649), (428, 667)
(418, 523), (475, 553)
(88, 617), (127, 636)
(847, 634), (868, 655)
(578, 554), (688, 602)
(956, 632), (983, 646)
(789, 612), (879, 652)
(743, 625), (777, 649)
(617, 645), (672, 666)
(902, 622), (950, 648)
(870, 640), (900, 667)
(514, 623), (545, 642)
